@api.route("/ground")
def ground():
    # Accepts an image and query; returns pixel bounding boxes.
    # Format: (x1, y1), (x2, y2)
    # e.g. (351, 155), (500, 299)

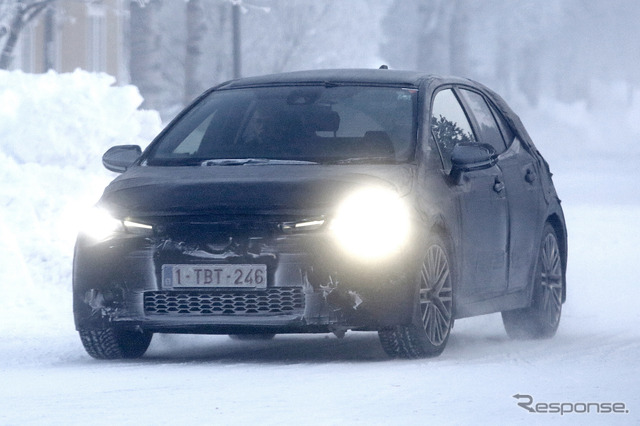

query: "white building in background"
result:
(15, 0), (128, 83)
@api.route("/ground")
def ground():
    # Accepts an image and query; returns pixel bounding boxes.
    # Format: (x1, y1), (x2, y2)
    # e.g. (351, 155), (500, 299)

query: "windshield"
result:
(144, 85), (417, 166)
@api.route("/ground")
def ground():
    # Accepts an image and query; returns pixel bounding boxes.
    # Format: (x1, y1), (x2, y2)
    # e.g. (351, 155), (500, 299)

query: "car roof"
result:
(218, 68), (441, 89)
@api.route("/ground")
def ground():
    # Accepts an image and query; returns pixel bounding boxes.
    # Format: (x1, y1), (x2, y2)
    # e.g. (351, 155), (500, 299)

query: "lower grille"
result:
(144, 288), (304, 315)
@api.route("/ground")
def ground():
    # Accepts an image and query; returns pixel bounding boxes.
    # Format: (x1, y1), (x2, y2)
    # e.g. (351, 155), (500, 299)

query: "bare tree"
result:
(129, 0), (164, 110)
(184, 0), (207, 104)
(242, 0), (389, 76)
(448, 0), (469, 76)
(382, 0), (459, 74)
(0, 0), (55, 69)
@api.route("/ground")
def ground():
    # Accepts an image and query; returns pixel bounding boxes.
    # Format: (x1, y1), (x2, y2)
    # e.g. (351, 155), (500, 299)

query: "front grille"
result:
(144, 288), (304, 315)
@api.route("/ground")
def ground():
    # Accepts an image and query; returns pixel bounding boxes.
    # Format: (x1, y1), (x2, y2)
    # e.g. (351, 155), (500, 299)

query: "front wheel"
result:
(502, 223), (564, 339)
(79, 328), (153, 360)
(378, 236), (454, 358)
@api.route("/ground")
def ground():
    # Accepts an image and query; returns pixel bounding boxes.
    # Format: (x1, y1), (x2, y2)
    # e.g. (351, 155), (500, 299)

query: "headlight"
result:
(331, 187), (410, 260)
(79, 207), (152, 242)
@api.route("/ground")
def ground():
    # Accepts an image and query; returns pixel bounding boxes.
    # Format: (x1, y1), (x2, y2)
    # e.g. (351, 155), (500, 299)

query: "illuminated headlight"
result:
(331, 187), (410, 260)
(80, 207), (152, 242)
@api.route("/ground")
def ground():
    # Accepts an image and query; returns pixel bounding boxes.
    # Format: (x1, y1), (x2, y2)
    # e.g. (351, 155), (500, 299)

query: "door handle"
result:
(493, 178), (505, 193)
(525, 168), (537, 183)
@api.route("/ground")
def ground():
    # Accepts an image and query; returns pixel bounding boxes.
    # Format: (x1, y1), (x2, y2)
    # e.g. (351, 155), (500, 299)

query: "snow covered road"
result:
(1, 202), (638, 425)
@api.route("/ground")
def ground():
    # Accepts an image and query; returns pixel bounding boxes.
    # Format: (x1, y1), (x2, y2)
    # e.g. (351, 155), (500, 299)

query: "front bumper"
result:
(73, 223), (417, 334)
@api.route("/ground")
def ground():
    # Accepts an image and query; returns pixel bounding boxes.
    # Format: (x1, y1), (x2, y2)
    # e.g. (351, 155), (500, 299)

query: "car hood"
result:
(99, 164), (415, 218)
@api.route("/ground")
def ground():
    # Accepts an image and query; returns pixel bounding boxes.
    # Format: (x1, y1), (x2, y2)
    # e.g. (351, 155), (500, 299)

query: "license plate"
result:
(162, 264), (267, 289)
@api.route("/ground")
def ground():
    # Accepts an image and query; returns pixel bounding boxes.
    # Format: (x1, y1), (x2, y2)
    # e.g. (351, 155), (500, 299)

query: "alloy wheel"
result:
(419, 244), (453, 346)
(539, 232), (563, 329)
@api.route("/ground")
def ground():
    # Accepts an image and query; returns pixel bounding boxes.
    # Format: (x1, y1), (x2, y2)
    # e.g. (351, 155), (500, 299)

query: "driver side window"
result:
(430, 89), (476, 171)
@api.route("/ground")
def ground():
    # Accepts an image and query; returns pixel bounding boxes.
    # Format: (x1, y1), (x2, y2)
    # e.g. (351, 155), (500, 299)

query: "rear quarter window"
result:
(458, 89), (507, 154)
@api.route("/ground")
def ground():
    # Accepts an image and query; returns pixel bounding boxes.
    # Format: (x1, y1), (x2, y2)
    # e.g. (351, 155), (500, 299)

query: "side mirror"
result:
(450, 143), (497, 174)
(102, 145), (142, 173)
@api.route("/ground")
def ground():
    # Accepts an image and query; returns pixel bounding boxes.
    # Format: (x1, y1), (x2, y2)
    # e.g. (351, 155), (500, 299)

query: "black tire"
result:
(229, 334), (276, 341)
(79, 328), (153, 360)
(502, 223), (564, 339)
(378, 236), (454, 358)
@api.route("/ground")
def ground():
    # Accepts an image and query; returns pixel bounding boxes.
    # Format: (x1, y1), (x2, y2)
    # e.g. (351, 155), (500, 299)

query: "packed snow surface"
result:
(1, 70), (639, 425)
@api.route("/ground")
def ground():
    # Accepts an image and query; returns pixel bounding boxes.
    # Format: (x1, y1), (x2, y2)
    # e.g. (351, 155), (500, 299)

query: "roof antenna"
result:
(379, 65), (389, 70)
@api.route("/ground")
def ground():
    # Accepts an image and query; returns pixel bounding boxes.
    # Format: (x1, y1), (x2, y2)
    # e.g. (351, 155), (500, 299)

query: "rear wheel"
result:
(79, 328), (153, 360)
(378, 236), (454, 358)
(502, 223), (564, 339)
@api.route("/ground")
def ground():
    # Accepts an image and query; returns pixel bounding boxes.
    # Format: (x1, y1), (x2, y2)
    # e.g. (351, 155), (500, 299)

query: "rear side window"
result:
(458, 89), (507, 154)
(490, 103), (515, 147)
(430, 88), (476, 171)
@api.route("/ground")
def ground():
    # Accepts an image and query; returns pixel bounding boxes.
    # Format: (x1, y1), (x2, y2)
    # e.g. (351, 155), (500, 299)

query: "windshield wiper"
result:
(201, 158), (318, 166)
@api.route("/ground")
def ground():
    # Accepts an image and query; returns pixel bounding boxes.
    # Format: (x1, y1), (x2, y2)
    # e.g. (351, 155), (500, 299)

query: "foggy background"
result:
(135, 0), (640, 119)
(4, 0), (638, 120)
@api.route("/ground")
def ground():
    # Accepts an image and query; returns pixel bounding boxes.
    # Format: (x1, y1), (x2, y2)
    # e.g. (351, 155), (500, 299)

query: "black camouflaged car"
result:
(74, 69), (567, 359)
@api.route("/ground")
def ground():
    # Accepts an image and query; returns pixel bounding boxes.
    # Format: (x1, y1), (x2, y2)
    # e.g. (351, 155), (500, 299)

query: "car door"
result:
(492, 109), (545, 292)
(430, 88), (509, 298)
(457, 88), (545, 293)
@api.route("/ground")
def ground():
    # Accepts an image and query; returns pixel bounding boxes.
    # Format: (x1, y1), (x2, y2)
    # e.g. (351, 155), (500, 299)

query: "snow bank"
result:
(0, 69), (160, 166)
(0, 70), (161, 335)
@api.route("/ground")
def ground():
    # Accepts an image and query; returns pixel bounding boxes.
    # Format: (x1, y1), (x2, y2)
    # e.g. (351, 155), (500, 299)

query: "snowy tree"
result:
(381, 0), (640, 107)
(0, 0), (55, 69)
(479, 0), (563, 105)
(381, 0), (574, 105)
(143, 0), (391, 118)
(381, 0), (470, 75)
